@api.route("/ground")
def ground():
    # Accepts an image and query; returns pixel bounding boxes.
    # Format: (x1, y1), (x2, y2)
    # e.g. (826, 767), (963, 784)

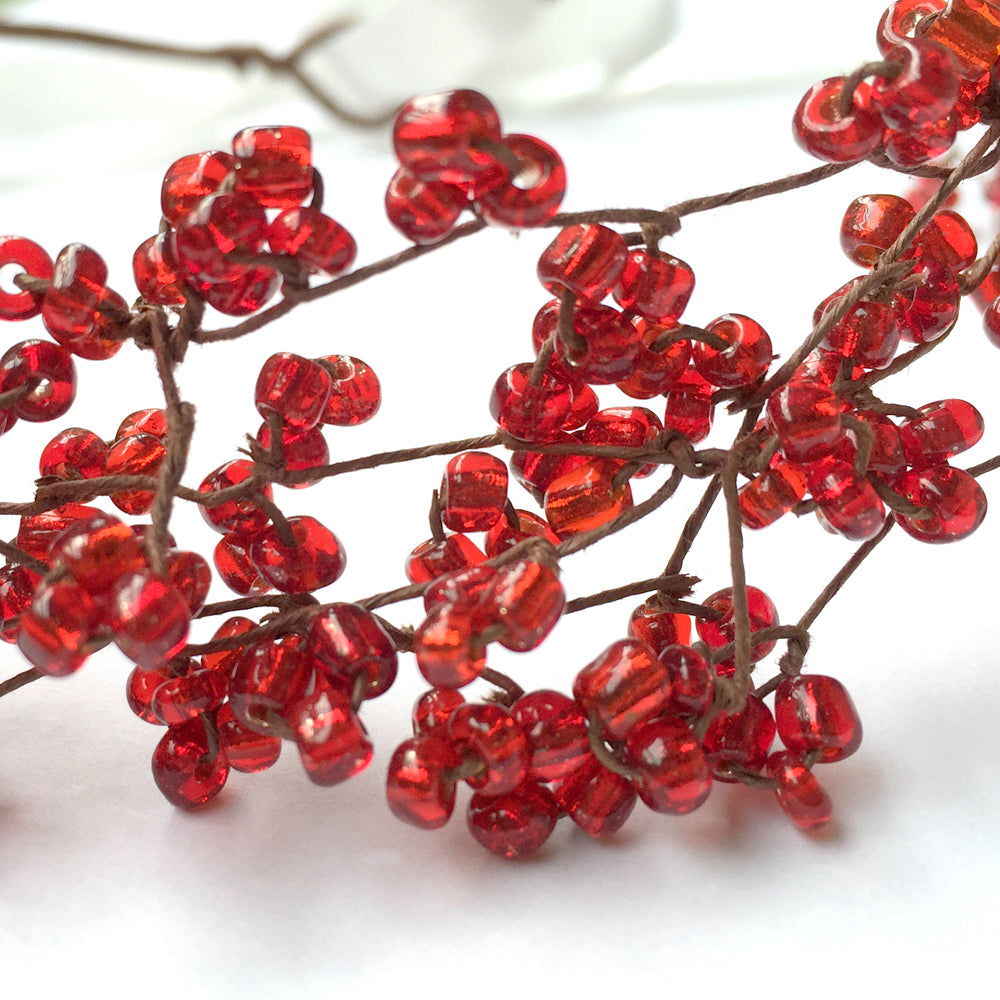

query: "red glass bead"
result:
(573, 637), (670, 741)
(693, 314), (772, 388)
(551, 753), (636, 838)
(625, 717), (713, 815)
(16, 577), (101, 677)
(199, 264), (281, 317)
(579, 406), (663, 479)
(613, 250), (695, 325)
(544, 458), (633, 540)
(172, 191), (268, 284)
(805, 459), (887, 541)
(876, 1), (946, 57)
(872, 38), (960, 129)
(449, 702), (529, 797)
(52, 511), (146, 597)
(0, 564), (40, 643)
(480, 558), (565, 652)
(475, 134), (566, 228)
(892, 259), (960, 343)
(229, 637), (311, 735)
(512, 689), (590, 783)
(293, 684), (373, 787)
(984, 294), (1000, 348)
(898, 398), (984, 466)
(256, 421), (329, 488)
(509, 434), (588, 505)
(160, 150), (236, 225)
(483, 508), (559, 557)
(765, 750), (834, 832)
(39, 427), (107, 480)
(117, 408), (167, 441)
(660, 644), (717, 718)
(775, 674), (863, 763)
(628, 598), (693, 656)
(815, 283), (900, 371)
(0, 236), (53, 320)
(151, 668), (228, 726)
(537, 224), (628, 303)
(738, 460), (807, 530)
(16, 503), (100, 564)
(413, 603), (485, 689)
(439, 451), (508, 532)
(662, 366), (715, 443)
(924, 0), (1000, 79)
(792, 77), (883, 162)
(201, 616), (257, 675)
(199, 459), (273, 538)
(315, 355), (381, 427)
(306, 602), (398, 700)
(912, 210), (978, 271)
(108, 570), (190, 669)
(105, 432), (167, 515)
(393, 90), (502, 183)
(882, 111), (957, 167)
(250, 515), (345, 594)
(41, 243), (107, 339)
(467, 781), (560, 859)
(132, 234), (186, 307)
(548, 302), (641, 385)
(269, 207), (356, 276)
(0, 340), (75, 422)
(233, 126), (312, 209)
(854, 410), (907, 479)
(404, 533), (486, 584)
(384, 167), (468, 244)
(696, 585), (778, 675)
(840, 194), (916, 267)
(215, 701), (282, 773)
(893, 464), (987, 542)
(794, 349), (864, 387)
(386, 735), (461, 830)
(766, 380), (842, 463)
(126, 666), (168, 725)
(701, 693), (776, 781)
(616, 323), (691, 400)
(412, 687), (465, 736)
(165, 549), (212, 615)
(44, 283), (125, 362)
(562, 379), (600, 431)
(213, 534), (272, 596)
(489, 362), (574, 442)
(152, 716), (229, 809)
(255, 352), (331, 431)
(422, 563), (498, 615)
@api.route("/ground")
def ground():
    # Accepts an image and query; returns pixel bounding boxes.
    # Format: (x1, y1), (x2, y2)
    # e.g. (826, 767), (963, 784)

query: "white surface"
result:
(0, 0), (995, 994)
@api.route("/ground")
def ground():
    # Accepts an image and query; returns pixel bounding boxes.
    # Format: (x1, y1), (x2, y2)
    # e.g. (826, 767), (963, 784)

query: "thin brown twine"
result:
(0, 17), (394, 128)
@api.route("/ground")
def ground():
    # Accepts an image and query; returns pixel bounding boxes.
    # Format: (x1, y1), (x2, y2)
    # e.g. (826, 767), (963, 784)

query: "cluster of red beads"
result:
(794, 1), (1000, 168)
(385, 89), (566, 242)
(739, 191), (986, 543)
(387, 579), (862, 857)
(137, 126), (356, 316)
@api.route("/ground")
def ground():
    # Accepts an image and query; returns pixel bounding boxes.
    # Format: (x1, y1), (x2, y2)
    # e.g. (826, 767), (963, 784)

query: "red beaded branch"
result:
(3, 1), (1000, 858)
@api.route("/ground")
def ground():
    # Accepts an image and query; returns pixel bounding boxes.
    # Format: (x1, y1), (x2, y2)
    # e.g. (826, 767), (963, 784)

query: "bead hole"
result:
(0, 262), (27, 296)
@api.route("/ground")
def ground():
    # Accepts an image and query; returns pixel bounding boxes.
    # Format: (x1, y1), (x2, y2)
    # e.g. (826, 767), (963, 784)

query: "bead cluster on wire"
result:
(1, 1), (1000, 859)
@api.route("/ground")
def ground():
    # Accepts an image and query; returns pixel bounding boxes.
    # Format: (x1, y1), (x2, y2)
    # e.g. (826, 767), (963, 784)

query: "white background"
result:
(0, 0), (995, 994)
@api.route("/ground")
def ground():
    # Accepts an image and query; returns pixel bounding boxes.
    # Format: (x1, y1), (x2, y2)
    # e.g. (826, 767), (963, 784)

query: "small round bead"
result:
(16, 578), (101, 677)
(840, 193), (916, 267)
(814, 283), (900, 370)
(0, 340), (76, 422)
(695, 586), (778, 675)
(544, 458), (633, 540)
(216, 701), (282, 773)
(475, 134), (566, 228)
(0, 564), (41, 644)
(551, 753), (636, 838)
(625, 717), (713, 815)
(172, 191), (268, 284)
(659, 644), (716, 718)
(250, 516), (346, 594)
(422, 564), (498, 615)
(613, 251), (695, 325)
(489, 363), (574, 442)
(199, 459), (273, 538)
(579, 406), (663, 478)
(315, 355), (381, 426)
(293, 686), (374, 787)
(108, 570), (191, 669)
(876, 1), (946, 58)
(509, 434), (589, 505)
(662, 366), (715, 443)
(161, 150), (236, 225)
(199, 264), (281, 316)
(201, 616), (257, 675)
(384, 167), (468, 244)
(133, 233), (186, 307)
(871, 39), (960, 131)
(229, 637), (311, 735)
(912, 210), (978, 272)
(616, 324), (691, 400)
(165, 549), (213, 615)
(105, 432), (167, 515)
(117, 408), (167, 441)
(152, 716), (229, 809)
(412, 688), (465, 737)
(151, 669), (228, 726)
(413, 604), (485, 689)
(255, 352), (332, 431)
(892, 260), (960, 343)
(774, 674), (863, 763)
(765, 750), (834, 831)
(126, 666), (168, 725)
(306, 602), (398, 700)
(466, 782), (559, 859)
(214, 535), (272, 596)
(479, 558), (565, 652)
(39, 427), (107, 480)
(766, 380), (842, 463)
(448, 702), (529, 797)
(701, 694), (776, 781)
(404, 533), (486, 585)
(255, 422), (329, 488)
(440, 451), (508, 532)
(792, 77), (882, 162)
(628, 598), (693, 656)
(386, 735), (461, 830)
(893, 464), (987, 542)
(232, 126), (312, 209)
(537, 224), (628, 303)
(484, 508), (560, 557)
(0, 236), (53, 320)
(512, 689), (590, 783)
(52, 511), (146, 597)
(898, 398), (984, 467)
(268, 207), (356, 276)
(16, 503), (101, 565)
(693, 313), (772, 388)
